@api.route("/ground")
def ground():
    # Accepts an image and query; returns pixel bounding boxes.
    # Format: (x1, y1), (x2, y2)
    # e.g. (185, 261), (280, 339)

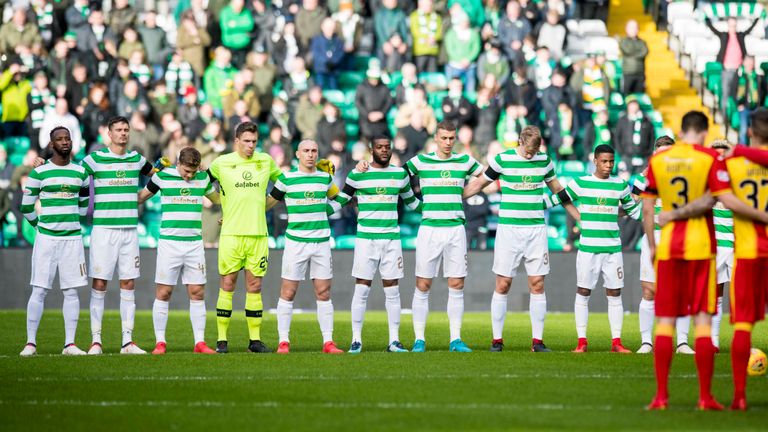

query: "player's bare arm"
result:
(546, 178), (580, 222)
(137, 188), (154, 204)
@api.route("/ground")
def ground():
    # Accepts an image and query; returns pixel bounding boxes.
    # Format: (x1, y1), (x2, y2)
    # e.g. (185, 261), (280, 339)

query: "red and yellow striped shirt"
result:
(641, 143), (731, 260)
(726, 148), (768, 258)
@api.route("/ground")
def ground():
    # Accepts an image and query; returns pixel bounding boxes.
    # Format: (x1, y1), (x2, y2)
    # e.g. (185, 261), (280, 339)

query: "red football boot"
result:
(697, 398), (724, 411)
(276, 341), (290, 354)
(646, 396), (668, 411)
(193, 342), (216, 354)
(730, 397), (748, 411)
(610, 339), (632, 354)
(572, 338), (588, 353)
(152, 342), (167, 355)
(322, 341), (344, 354)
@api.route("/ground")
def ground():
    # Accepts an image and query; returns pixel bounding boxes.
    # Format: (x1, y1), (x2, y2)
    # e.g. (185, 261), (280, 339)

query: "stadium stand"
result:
(0, 0), (684, 251)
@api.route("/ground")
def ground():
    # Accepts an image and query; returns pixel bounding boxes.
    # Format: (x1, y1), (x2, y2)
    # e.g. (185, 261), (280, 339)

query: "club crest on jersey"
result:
(304, 191), (316, 199)
(522, 174), (533, 184)
(376, 187), (386, 195)
(60, 184), (70, 193)
(242, 171), (253, 181)
(116, 170), (126, 178)
(440, 170), (451, 179)
(180, 188), (191, 197)
(597, 196), (608, 206)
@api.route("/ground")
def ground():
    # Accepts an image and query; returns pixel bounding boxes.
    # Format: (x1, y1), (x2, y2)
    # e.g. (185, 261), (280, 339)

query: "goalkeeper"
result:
(208, 123), (339, 353)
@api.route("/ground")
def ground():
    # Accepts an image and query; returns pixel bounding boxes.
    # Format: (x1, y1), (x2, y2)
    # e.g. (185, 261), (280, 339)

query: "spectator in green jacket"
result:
(204, 47), (237, 117)
(295, 0), (328, 54)
(619, 20), (649, 94)
(0, 62), (32, 138)
(445, 9), (481, 93)
(0, 8), (42, 58)
(219, 0), (254, 67)
(477, 39), (510, 87)
(410, 0), (443, 73)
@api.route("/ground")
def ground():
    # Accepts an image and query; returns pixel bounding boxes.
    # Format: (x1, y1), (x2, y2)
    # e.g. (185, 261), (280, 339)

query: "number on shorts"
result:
(134, 256), (140, 268)
(79, 263), (86, 277)
(670, 176), (689, 209)
(397, 256), (403, 269)
(543, 252), (549, 265)
(617, 266), (624, 280)
(258, 256), (268, 270)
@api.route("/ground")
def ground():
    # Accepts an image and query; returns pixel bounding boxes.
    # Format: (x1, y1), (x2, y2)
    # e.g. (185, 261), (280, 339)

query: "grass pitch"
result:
(1, 310), (766, 431)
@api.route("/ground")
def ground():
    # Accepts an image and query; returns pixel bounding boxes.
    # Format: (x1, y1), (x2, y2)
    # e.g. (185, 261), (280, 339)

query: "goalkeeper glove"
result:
(152, 157), (171, 173)
(316, 158), (336, 176)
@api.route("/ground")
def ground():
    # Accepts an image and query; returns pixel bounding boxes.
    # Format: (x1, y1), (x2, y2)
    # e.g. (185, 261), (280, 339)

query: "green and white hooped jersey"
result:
(271, 169), (332, 243)
(21, 162), (90, 237)
(146, 168), (215, 242)
(566, 175), (641, 254)
(713, 202), (734, 249)
(484, 150), (556, 227)
(405, 152), (482, 227)
(329, 166), (420, 240)
(632, 174), (661, 231)
(82, 148), (153, 228)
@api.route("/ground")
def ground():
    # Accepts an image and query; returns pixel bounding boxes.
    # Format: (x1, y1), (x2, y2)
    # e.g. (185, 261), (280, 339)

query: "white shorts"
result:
(281, 239), (333, 281)
(352, 238), (404, 281)
(30, 234), (87, 289)
(639, 232), (660, 283)
(89, 226), (140, 281)
(577, 251), (625, 290)
(492, 225), (549, 278)
(716, 246), (733, 285)
(155, 239), (207, 286)
(415, 225), (467, 278)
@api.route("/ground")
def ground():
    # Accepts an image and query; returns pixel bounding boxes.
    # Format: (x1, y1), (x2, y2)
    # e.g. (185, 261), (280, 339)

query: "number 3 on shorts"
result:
(543, 252), (549, 266)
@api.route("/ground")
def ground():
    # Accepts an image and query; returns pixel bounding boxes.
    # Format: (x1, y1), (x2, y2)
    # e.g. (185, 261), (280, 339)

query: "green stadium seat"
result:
(341, 105), (359, 122)
(258, 122), (270, 138)
(343, 88), (357, 105)
(418, 72), (448, 90)
(354, 56), (373, 70)
(334, 235), (356, 249)
(486, 236), (495, 249)
(428, 90), (448, 112)
(345, 122), (359, 139)
(9, 153), (23, 167)
(339, 72), (365, 90)
(6, 136), (30, 154)
(556, 160), (586, 177)
(275, 235), (286, 249)
(323, 89), (346, 106)
(387, 71), (403, 89)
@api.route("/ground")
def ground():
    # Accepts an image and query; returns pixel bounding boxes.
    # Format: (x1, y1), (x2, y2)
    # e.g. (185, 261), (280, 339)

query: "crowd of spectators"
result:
(0, 0), (653, 249)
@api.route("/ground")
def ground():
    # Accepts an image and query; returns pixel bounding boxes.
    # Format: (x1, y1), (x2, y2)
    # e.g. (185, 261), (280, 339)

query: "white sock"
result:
(447, 288), (464, 342)
(639, 299), (655, 345)
(277, 298), (294, 343)
(676, 315), (691, 346)
(607, 295), (624, 340)
(62, 288), (80, 346)
(491, 291), (508, 340)
(350, 284), (370, 343)
(316, 300), (334, 343)
(90, 289), (106, 344)
(189, 300), (207, 344)
(711, 296), (723, 348)
(383, 286), (401, 344)
(530, 292), (547, 341)
(575, 293), (590, 339)
(120, 289), (136, 346)
(152, 299), (170, 343)
(26, 286), (48, 345)
(412, 289), (429, 341)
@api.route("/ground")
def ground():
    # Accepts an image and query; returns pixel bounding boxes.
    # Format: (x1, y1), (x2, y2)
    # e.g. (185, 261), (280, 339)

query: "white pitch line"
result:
(13, 373), (731, 382)
(0, 399), (624, 411)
